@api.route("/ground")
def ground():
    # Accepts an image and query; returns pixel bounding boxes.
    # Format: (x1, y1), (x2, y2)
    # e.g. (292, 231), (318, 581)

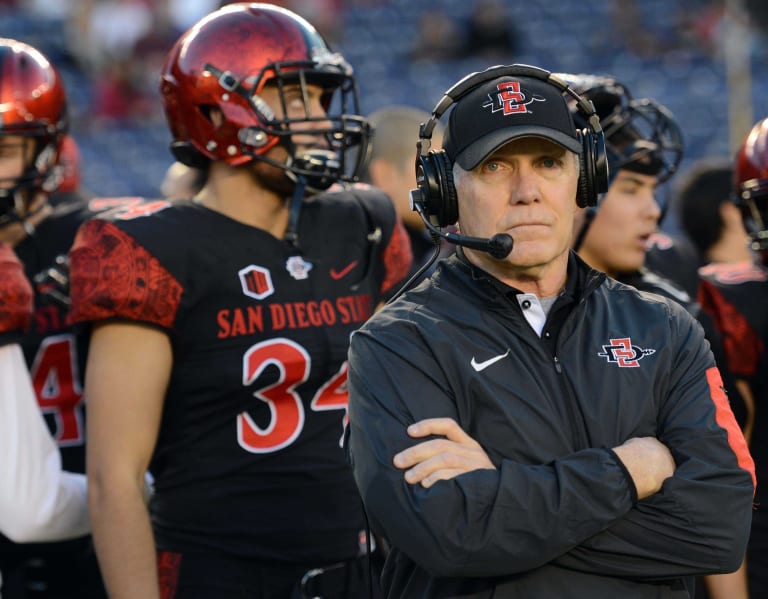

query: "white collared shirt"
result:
(516, 293), (559, 337)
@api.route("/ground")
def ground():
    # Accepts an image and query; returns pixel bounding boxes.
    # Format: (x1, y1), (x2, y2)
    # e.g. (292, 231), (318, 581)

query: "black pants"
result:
(157, 550), (383, 599)
(0, 537), (107, 599)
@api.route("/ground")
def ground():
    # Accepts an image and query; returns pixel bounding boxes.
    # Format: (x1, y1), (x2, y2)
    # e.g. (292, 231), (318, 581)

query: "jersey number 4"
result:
(237, 338), (348, 453)
(30, 334), (84, 445)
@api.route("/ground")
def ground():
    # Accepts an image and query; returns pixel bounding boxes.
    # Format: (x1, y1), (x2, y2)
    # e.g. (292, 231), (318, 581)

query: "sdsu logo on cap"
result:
(444, 74), (582, 171)
(484, 81), (546, 116)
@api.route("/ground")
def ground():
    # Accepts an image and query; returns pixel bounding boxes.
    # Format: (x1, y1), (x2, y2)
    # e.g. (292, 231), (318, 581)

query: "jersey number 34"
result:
(237, 337), (348, 453)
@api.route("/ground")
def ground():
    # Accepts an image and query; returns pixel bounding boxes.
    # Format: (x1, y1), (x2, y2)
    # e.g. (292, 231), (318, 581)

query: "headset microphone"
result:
(410, 190), (513, 259)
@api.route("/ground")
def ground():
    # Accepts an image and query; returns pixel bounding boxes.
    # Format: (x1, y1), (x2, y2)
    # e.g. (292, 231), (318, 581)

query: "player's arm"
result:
(0, 343), (89, 542)
(86, 321), (171, 599)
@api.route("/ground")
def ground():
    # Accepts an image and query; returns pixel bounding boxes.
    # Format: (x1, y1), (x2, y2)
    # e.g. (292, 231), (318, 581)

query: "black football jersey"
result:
(645, 231), (703, 299)
(698, 262), (768, 465)
(69, 189), (411, 563)
(698, 262), (768, 381)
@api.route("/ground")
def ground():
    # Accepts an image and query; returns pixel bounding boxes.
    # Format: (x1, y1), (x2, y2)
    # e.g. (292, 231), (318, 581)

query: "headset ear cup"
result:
(592, 130), (609, 198)
(415, 153), (439, 222)
(414, 150), (457, 226)
(432, 151), (458, 226)
(576, 129), (597, 208)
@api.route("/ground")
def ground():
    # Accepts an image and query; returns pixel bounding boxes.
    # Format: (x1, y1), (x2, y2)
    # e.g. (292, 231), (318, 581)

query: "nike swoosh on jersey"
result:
(330, 261), (359, 280)
(470, 349), (511, 372)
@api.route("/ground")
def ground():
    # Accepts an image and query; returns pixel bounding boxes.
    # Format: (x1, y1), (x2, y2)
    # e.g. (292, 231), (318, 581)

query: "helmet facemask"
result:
(603, 99), (683, 184)
(557, 72), (685, 249)
(734, 178), (768, 262)
(0, 130), (64, 225)
(236, 60), (370, 192)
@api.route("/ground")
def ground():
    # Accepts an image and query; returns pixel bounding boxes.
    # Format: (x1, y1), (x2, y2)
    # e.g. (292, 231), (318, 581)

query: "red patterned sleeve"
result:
(69, 220), (183, 329)
(380, 219), (412, 295)
(0, 243), (33, 334)
(698, 280), (763, 379)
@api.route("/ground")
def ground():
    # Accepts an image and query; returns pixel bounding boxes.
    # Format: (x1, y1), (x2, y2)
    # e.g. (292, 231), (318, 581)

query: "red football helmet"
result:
(0, 38), (68, 219)
(734, 116), (768, 261)
(159, 3), (370, 190)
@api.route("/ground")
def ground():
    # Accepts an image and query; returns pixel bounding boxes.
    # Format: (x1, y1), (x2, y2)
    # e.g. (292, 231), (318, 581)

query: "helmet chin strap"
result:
(284, 175), (307, 249)
(241, 148), (342, 249)
(282, 150), (342, 249)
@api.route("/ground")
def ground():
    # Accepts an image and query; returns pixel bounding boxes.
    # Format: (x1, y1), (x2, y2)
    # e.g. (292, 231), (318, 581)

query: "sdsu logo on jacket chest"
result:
(598, 337), (656, 368)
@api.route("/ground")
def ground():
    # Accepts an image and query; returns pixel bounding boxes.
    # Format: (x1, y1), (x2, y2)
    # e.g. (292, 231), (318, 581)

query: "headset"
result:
(409, 64), (609, 259)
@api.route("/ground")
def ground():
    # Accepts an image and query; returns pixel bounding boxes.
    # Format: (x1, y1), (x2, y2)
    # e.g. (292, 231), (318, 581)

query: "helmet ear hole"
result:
(199, 105), (221, 127)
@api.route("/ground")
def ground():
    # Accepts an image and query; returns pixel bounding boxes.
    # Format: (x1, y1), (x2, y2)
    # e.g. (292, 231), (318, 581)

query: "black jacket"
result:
(620, 268), (749, 430)
(347, 251), (755, 598)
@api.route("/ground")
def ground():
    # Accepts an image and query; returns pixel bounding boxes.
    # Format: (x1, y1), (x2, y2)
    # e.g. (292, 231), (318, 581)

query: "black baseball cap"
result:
(443, 75), (582, 170)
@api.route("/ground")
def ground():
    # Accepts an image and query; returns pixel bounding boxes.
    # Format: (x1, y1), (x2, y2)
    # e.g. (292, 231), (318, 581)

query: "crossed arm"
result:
(395, 417), (674, 500)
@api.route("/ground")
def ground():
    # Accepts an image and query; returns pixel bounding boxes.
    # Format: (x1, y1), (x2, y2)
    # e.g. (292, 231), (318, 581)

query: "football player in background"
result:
(69, 4), (410, 598)
(676, 158), (756, 439)
(0, 38), (107, 598)
(698, 115), (768, 597)
(562, 72), (749, 599)
(0, 243), (89, 548)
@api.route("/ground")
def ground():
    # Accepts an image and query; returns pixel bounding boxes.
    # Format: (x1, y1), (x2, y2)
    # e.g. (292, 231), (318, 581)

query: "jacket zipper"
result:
(548, 281), (603, 448)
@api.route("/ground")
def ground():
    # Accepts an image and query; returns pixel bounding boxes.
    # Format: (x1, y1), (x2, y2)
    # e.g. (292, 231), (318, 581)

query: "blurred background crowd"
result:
(2, 0), (768, 218)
